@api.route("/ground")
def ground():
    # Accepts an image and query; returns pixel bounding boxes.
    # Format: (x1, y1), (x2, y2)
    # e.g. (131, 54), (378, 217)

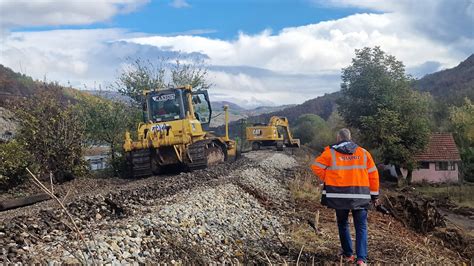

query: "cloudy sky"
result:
(0, 0), (473, 108)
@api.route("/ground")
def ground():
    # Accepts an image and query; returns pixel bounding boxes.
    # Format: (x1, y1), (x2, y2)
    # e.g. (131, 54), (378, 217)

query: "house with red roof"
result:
(402, 133), (461, 183)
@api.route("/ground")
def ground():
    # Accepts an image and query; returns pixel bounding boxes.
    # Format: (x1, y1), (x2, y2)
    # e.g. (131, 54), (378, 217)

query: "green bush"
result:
(75, 95), (141, 175)
(293, 114), (333, 152)
(0, 140), (36, 190)
(14, 87), (87, 183)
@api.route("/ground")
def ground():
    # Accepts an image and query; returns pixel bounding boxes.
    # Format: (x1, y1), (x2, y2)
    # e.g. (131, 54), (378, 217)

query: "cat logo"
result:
(253, 129), (262, 136)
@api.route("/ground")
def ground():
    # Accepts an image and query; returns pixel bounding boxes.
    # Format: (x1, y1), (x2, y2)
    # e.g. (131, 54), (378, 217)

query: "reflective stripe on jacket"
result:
(310, 144), (379, 209)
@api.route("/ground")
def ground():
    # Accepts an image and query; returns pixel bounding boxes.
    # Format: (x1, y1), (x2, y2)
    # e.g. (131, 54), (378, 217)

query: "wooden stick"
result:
(61, 187), (72, 205)
(49, 172), (54, 195)
(27, 172), (89, 264)
(57, 240), (85, 264)
(26, 168), (96, 264)
(314, 210), (320, 230)
(296, 245), (304, 266)
(263, 252), (272, 266)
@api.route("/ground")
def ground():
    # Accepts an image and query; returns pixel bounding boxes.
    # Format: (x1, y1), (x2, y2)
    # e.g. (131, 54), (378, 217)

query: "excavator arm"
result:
(268, 116), (300, 147)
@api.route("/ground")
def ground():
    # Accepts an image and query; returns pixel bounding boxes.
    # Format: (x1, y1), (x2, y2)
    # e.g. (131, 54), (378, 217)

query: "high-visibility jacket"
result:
(310, 141), (379, 209)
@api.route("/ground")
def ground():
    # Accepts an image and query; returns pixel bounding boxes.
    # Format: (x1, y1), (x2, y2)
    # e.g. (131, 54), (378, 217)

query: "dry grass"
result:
(289, 175), (321, 204)
(286, 170), (468, 263)
(416, 184), (474, 208)
(288, 223), (333, 254)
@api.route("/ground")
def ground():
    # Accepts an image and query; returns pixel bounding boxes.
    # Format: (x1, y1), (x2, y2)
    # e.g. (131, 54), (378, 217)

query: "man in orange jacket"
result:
(311, 128), (379, 266)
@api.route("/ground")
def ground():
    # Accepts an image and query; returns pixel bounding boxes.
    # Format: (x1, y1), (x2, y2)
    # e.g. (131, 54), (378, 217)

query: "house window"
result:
(435, 162), (455, 171)
(449, 162), (456, 170)
(419, 162), (430, 169)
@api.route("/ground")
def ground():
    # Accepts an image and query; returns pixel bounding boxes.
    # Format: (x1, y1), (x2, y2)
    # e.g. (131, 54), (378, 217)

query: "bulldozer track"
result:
(127, 140), (227, 178)
(129, 149), (153, 178)
(186, 139), (222, 171)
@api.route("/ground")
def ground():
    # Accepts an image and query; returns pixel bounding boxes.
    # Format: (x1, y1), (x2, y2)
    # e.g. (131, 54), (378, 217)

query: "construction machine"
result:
(123, 85), (236, 178)
(246, 116), (300, 151)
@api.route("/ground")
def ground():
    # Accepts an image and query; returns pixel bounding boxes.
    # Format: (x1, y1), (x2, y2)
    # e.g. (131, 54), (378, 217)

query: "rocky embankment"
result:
(1, 151), (299, 264)
(0, 107), (17, 141)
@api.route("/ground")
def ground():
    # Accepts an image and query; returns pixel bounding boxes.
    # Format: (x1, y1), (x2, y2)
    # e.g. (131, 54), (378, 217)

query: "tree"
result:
(450, 98), (474, 181)
(114, 58), (211, 105)
(293, 114), (333, 152)
(326, 110), (346, 131)
(114, 58), (166, 105)
(171, 59), (212, 90)
(338, 47), (431, 184)
(14, 86), (86, 182)
(77, 95), (141, 171)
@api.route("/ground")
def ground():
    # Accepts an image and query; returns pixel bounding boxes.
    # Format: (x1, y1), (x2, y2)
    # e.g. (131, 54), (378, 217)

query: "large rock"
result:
(0, 107), (17, 142)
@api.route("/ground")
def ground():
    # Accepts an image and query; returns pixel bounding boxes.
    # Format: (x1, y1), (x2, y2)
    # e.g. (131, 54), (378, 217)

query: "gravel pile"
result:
(24, 183), (284, 264)
(236, 168), (290, 203)
(151, 184), (283, 262)
(233, 152), (297, 204)
(1, 151), (299, 264)
(259, 153), (297, 172)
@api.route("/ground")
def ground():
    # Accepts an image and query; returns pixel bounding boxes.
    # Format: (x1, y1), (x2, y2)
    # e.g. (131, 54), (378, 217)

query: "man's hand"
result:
(372, 198), (381, 206)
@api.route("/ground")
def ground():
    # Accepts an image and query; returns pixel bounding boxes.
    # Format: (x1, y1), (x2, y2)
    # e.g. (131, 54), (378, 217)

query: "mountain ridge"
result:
(415, 54), (474, 105)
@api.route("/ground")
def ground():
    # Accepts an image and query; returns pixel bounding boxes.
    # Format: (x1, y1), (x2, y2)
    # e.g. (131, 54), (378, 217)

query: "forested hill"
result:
(248, 92), (340, 124)
(0, 64), (97, 107)
(415, 54), (474, 105)
(211, 91), (340, 137)
(240, 54), (474, 125)
(0, 64), (39, 101)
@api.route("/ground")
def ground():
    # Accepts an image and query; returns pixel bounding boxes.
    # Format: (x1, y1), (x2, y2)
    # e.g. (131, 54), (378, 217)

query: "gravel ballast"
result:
(1, 151), (297, 264)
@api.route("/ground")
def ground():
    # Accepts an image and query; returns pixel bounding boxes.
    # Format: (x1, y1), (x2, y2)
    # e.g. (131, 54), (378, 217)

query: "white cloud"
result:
(128, 12), (469, 74)
(321, 0), (474, 43)
(169, 0), (190, 8)
(1, 29), (125, 83)
(0, 28), (214, 91)
(0, 0), (472, 107)
(208, 70), (339, 107)
(0, 0), (149, 28)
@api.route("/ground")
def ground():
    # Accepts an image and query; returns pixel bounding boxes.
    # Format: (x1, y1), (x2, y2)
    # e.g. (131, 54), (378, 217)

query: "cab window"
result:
(192, 93), (210, 124)
(149, 92), (182, 122)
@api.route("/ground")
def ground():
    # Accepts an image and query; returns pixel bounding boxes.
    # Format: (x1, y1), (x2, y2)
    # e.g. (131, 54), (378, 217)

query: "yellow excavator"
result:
(123, 85), (236, 178)
(246, 116), (300, 151)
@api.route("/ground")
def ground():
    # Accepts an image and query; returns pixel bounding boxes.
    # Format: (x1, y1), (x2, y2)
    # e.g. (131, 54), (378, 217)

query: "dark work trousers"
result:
(335, 208), (368, 262)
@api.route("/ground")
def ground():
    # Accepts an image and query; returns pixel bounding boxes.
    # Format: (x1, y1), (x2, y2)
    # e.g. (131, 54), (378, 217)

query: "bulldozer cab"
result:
(145, 88), (212, 127)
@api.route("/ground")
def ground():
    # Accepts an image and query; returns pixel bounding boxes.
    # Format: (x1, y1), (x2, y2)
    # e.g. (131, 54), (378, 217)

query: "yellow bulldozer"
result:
(246, 116), (300, 151)
(123, 85), (236, 178)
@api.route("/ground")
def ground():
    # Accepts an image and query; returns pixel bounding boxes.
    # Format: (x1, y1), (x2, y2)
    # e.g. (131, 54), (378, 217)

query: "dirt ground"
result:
(286, 166), (473, 264)
(1, 149), (473, 264)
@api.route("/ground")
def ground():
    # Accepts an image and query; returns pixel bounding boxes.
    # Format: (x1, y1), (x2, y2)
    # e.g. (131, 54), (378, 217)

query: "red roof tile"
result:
(415, 133), (461, 162)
